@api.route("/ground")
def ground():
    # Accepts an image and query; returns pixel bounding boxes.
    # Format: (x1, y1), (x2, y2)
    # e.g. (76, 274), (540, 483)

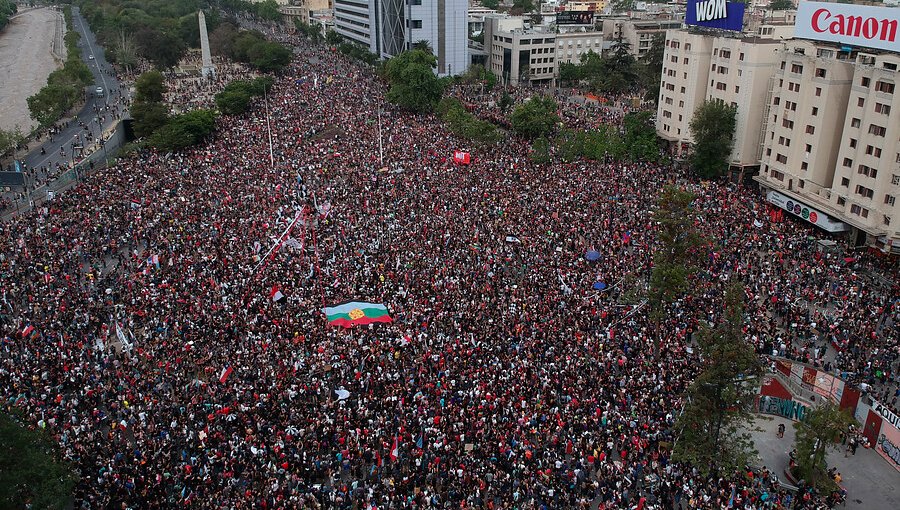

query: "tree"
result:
(689, 100), (737, 179)
(622, 111), (659, 162)
(384, 50), (443, 113)
(254, 0), (283, 21)
(793, 402), (854, 489)
(247, 41), (292, 73)
(673, 283), (762, 476)
(558, 62), (582, 87)
(529, 136), (551, 163)
(597, 34), (639, 94)
(149, 109), (218, 151)
(510, 0), (536, 15)
(498, 91), (513, 113)
(136, 27), (186, 69)
(131, 101), (170, 138)
(768, 0), (794, 10)
(114, 30), (138, 74)
(640, 33), (665, 103)
(648, 185), (704, 318)
(134, 70), (166, 103)
(0, 127), (25, 157)
(0, 410), (76, 509)
(438, 98), (501, 145)
(481, 0), (500, 9)
(412, 40), (433, 55)
(325, 29), (342, 46)
(27, 84), (78, 127)
(510, 96), (559, 139)
(209, 22), (239, 57)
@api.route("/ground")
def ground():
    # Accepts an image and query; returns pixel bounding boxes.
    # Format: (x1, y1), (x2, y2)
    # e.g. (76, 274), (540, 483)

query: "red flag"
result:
(219, 364), (233, 383)
(566, 439), (573, 455)
(453, 151), (470, 165)
(390, 433), (399, 462)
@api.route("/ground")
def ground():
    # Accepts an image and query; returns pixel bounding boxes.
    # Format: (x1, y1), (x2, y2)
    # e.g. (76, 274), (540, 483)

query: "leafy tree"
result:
(215, 88), (252, 115)
(558, 62), (582, 87)
(325, 29), (343, 46)
(247, 41), (292, 73)
(648, 185), (704, 318)
(498, 91), (513, 113)
(114, 30), (138, 74)
(0, 0), (17, 31)
(27, 84), (79, 127)
(689, 100), (737, 179)
(510, 0), (536, 15)
(135, 70), (166, 103)
(510, 96), (558, 139)
(529, 136), (551, 164)
(177, 13), (201, 48)
(131, 101), (170, 139)
(136, 27), (186, 69)
(384, 50), (443, 113)
(412, 40), (433, 55)
(598, 34), (639, 94)
(793, 403), (854, 489)
(673, 283), (762, 476)
(437, 98), (501, 145)
(254, 0), (283, 21)
(0, 127), (25, 157)
(622, 111), (659, 162)
(768, 0), (794, 10)
(209, 22), (240, 57)
(0, 410), (76, 509)
(640, 33), (665, 103)
(149, 109), (218, 151)
(481, 0), (500, 9)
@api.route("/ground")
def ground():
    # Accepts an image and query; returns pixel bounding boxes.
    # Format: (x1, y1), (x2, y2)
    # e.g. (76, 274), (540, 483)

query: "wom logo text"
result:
(696, 0), (728, 22)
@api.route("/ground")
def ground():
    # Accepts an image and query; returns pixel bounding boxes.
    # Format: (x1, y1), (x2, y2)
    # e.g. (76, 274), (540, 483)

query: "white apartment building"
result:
(656, 30), (781, 171)
(333, 0), (468, 75)
(484, 16), (603, 86)
(601, 17), (683, 57)
(758, 41), (900, 251)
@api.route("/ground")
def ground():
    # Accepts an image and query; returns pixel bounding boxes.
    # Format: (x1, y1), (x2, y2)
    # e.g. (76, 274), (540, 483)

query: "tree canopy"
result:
(134, 70), (166, 103)
(510, 96), (559, 139)
(648, 185), (704, 318)
(384, 50), (444, 113)
(793, 402), (854, 490)
(689, 100), (737, 179)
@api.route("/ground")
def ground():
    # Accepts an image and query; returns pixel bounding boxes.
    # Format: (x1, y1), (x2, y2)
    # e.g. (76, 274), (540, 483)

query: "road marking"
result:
(75, 11), (108, 97)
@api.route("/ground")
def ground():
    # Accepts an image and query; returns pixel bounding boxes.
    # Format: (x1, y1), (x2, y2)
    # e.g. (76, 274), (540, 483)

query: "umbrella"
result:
(592, 282), (607, 291)
(585, 250), (601, 261)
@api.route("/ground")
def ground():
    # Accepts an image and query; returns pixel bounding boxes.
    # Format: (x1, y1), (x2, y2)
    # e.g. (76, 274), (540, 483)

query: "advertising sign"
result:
(796, 1), (900, 53)
(766, 191), (850, 233)
(685, 0), (745, 32)
(557, 11), (595, 25)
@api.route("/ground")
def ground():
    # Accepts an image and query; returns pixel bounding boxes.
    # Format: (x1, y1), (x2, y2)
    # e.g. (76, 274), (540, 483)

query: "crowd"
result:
(0, 23), (898, 510)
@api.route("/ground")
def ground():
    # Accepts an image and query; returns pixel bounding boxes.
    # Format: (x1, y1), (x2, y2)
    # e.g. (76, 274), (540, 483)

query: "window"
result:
(683, 57), (689, 64)
(861, 77), (871, 87)
(850, 204), (869, 217)
(865, 145), (882, 158)
(782, 118), (793, 129)
(805, 125), (815, 134)
(885, 195), (896, 207)
(410, 19), (422, 29)
(778, 136), (790, 146)
(739, 52), (744, 61)
(791, 63), (803, 74)
(858, 165), (878, 179)
(851, 118), (861, 128)
(772, 170), (785, 181)
(766, 148), (772, 156)
(868, 124), (886, 137)
(838, 197), (846, 206)
(773, 97), (781, 106)
(805, 144), (812, 153)
(811, 107), (818, 116)
(815, 68), (827, 78)
(875, 81), (895, 94)
(843, 158), (853, 168)
(875, 102), (891, 115)
(855, 185), (874, 199)
(801, 162), (808, 171)
(799, 180), (805, 189)
(893, 175), (900, 186)
(884, 215), (892, 226)
(721, 49), (731, 59)
(841, 177), (850, 187)
(858, 97), (865, 107)
(780, 61), (786, 70)
(776, 153), (788, 164)
(850, 138), (857, 148)
(815, 87), (822, 96)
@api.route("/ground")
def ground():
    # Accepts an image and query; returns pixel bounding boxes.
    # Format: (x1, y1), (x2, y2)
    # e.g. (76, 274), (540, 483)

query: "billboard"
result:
(796, 1), (900, 53)
(557, 11), (595, 25)
(685, 0), (745, 32)
(766, 191), (850, 233)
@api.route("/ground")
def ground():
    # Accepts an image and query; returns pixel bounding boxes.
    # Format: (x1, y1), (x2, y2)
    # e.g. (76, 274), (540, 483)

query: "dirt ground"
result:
(0, 7), (65, 133)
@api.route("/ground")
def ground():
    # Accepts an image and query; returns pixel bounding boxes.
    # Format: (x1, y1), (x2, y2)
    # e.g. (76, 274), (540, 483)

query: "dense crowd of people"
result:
(0, 23), (897, 510)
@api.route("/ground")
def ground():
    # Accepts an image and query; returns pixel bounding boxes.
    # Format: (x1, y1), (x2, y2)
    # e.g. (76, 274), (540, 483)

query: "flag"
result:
(219, 364), (233, 383)
(453, 151), (471, 165)
(566, 439), (573, 455)
(20, 325), (35, 339)
(116, 322), (128, 346)
(323, 301), (392, 328)
(390, 434), (399, 462)
(145, 254), (159, 269)
(416, 429), (423, 449)
(270, 285), (286, 304)
(375, 450), (382, 467)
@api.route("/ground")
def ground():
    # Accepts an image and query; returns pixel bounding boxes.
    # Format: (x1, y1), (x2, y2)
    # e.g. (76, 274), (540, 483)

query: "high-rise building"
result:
(333, 0), (468, 76)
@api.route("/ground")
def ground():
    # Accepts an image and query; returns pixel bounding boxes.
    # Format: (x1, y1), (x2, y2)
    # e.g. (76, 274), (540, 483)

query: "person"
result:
(777, 423), (785, 438)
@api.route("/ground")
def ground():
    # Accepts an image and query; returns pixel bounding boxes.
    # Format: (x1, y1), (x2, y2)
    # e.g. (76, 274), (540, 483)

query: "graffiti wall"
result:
(757, 395), (809, 422)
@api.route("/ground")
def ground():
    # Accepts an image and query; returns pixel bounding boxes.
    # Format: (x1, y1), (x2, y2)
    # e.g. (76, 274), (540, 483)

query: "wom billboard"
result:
(796, 2), (899, 53)
(686, 0), (745, 32)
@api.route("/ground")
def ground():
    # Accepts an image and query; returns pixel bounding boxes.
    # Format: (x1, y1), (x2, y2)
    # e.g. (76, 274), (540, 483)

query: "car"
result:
(95, 87), (103, 96)
(88, 55), (94, 60)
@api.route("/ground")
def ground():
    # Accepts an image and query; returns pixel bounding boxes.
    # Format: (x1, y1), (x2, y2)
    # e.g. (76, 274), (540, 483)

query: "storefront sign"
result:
(766, 191), (850, 233)
(685, 0), (745, 32)
(796, 2), (900, 53)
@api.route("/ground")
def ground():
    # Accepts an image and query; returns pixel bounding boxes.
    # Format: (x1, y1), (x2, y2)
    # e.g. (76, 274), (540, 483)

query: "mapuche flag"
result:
(323, 301), (392, 328)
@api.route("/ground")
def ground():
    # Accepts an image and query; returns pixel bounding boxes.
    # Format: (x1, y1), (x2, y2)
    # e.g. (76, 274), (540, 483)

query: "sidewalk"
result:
(748, 416), (900, 509)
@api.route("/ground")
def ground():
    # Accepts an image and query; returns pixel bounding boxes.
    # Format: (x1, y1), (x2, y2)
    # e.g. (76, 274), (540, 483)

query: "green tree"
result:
(510, 96), (559, 139)
(640, 33), (665, 103)
(149, 109), (218, 151)
(325, 29), (342, 46)
(0, 127), (25, 157)
(215, 88), (252, 115)
(689, 99), (737, 179)
(254, 0), (283, 21)
(622, 111), (659, 162)
(209, 22), (240, 57)
(648, 185), (704, 318)
(136, 27), (186, 69)
(481, 0), (500, 9)
(0, 410), (76, 509)
(793, 402), (854, 489)
(498, 91), (513, 113)
(673, 283), (762, 476)
(384, 50), (443, 113)
(510, 0), (536, 15)
(598, 34), (639, 94)
(131, 101), (170, 138)
(27, 84), (78, 127)
(558, 62), (582, 87)
(438, 98), (501, 145)
(247, 41), (292, 73)
(134, 70), (166, 103)
(768, 0), (794, 10)
(412, 40), (433, 54)
(114, 30), (138, 74)
(529, 136), (551, 163)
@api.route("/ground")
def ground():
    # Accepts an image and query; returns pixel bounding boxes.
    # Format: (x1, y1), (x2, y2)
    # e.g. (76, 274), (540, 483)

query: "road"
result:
(5, 6), (128, 210)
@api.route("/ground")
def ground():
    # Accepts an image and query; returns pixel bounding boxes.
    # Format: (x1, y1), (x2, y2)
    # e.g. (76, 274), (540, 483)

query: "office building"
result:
(333, 0), (468, 75)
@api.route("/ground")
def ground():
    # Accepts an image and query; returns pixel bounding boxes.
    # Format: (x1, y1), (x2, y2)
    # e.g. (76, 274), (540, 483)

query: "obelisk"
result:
(199, 10), (215, 79)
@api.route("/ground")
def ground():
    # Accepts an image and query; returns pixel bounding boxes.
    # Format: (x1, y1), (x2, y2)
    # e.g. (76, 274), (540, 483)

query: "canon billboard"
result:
(796, 1), (899, 53)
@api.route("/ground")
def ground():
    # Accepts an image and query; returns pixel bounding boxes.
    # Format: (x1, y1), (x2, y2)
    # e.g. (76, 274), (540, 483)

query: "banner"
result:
(685, 0), (745, 32)
(796, 1), (900, 53)
(557, 11), (594, 25)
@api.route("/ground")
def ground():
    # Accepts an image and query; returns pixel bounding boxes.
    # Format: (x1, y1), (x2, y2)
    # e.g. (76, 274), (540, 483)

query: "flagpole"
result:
(252, 211), (303, 275)
(264, 85), (275, 170)
(377, 106), (384, 167)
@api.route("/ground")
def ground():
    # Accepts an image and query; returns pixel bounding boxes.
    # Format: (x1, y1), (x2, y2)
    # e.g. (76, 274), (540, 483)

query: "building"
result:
(333, 0), (468, 75)
(484, 15), (603, 86)
(281, 0), (332, 25)
(468, 6), (498, 37)
(601, 17), (683, 57)
(656, 30), (782, 172)
(751, 2), (900, 252)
